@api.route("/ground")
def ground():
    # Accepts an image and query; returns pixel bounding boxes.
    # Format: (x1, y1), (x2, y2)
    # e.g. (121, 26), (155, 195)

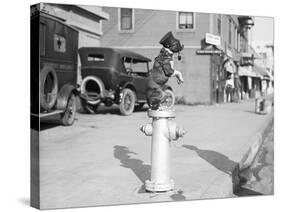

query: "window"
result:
(131, 62), (147, 73)
(217, 15), (221, 35)
(88, 54), (104, 62)
(120, 8), (133, 31)
(123, 57), (148, 76)
(228, 19), (232, 45)
(178, 12), (194, 30)
(54, 34), (66, 53)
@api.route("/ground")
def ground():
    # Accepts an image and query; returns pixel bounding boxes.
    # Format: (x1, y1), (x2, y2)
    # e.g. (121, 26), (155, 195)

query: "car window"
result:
(122, 57), (148, 73)
(123, 58), (132, 69)
(88, 54), (105, 62)
(131, 62), (148, 73)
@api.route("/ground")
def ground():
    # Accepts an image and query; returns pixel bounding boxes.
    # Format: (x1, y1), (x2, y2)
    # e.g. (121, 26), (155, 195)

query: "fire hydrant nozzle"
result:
(176, 127), (185, 138)
(140, 109), (185, 192)
(140, 123), (153, 136)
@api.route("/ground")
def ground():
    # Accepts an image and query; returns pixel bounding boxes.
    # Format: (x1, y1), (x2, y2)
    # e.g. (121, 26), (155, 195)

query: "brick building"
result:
(101, 7), (258, 104)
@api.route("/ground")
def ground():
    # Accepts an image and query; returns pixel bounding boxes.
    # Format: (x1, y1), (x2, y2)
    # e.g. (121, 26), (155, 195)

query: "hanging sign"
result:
(196, 49), (222, 55)
(205, 33), (221, 46)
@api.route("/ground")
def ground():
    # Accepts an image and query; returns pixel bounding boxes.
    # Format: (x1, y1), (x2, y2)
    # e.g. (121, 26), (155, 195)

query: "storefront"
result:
(254, 63), (272, 96)
(238, 66), (258, 99)
(210, 54), (224, 104)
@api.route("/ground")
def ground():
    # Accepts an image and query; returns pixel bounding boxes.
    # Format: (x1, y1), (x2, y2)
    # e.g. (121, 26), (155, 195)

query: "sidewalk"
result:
(171, 100), (273, 200)
(39, 99), (274, 209)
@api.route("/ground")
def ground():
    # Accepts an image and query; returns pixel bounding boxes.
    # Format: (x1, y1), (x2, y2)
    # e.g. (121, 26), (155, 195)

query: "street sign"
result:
(196, 49), (222, 55)
(205, 33), (221, 46)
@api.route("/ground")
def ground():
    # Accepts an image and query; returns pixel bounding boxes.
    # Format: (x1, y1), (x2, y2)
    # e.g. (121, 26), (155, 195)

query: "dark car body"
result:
(79, 47), (160, 114)
(39, 13), (78, 90)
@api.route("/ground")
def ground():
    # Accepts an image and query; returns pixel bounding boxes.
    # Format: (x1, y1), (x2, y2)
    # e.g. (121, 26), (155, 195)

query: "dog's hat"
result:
(159, 31), (184, 53)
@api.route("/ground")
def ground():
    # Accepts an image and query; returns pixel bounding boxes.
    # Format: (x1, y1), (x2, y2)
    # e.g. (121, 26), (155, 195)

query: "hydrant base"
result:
(145, 179), (174, 192)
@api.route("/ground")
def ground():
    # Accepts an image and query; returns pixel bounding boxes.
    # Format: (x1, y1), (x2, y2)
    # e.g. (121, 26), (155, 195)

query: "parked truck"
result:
(31, 7), (79, 128)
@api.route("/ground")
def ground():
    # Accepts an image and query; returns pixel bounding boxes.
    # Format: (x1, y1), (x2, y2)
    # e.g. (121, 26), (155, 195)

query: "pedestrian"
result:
(225, 73), (234, 102)
(147, 31), (184, 110)
(234, 73), (242, 103)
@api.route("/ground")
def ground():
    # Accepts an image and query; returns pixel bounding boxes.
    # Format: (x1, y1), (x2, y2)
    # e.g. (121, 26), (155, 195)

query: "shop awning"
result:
(254, 65), (268, 76)
(238, 66), (259, 77)
(253, 62), (272, 80)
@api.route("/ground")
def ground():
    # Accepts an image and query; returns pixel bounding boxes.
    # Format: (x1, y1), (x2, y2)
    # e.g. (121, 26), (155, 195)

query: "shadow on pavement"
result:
(234, 187), (263, 196)
(39, 114), (71, 131)
(78, 104), (149, 115)
(182, 145), (238, 175)
(114, 146), (189, 199)
(40, 122), (61, 131)
(114, 145), (151, 190)
(170, 190), (187, 201)
(39, 117), (78, 131)
(182, 145), (260, 196)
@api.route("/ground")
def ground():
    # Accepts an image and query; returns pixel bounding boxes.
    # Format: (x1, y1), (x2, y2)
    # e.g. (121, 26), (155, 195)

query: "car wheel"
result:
(162, 89), (175, 109)
(61, 93), (76, 126)
(119, 88), (136, 116)
(80, 98), (99, 114)
(40, 66), (58, 111)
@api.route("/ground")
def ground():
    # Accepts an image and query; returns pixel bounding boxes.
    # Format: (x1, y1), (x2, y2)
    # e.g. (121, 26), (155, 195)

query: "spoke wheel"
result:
(61, 94), (76, 126)
(119, 89), (136, 116)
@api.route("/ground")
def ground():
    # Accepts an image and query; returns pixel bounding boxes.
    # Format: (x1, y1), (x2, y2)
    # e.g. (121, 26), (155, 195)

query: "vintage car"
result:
(79, 47), (175, 115)
(31, 10), (78, 127)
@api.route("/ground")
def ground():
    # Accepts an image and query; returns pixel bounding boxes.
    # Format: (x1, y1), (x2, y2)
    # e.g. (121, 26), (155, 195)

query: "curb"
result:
(239, 111), (274, 170)
(234, 110), (274, 192)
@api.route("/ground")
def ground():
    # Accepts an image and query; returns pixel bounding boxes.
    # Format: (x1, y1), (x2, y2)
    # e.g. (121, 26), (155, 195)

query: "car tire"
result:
(119, 88), (136, 116)
(80, 98), (99, 114)
(61, 93), (76, 126)
(40, 66), (58, 111)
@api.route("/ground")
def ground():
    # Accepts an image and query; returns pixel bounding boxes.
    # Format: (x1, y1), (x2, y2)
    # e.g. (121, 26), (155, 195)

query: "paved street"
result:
(38, 100), (273, 209)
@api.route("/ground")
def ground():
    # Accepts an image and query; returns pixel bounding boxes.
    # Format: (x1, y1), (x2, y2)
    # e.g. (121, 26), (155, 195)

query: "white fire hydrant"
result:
(140, 109), (185, 192)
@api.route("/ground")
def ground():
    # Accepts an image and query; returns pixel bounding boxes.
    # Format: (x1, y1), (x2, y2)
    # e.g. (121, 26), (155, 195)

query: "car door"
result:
(131, 62), (149, 101)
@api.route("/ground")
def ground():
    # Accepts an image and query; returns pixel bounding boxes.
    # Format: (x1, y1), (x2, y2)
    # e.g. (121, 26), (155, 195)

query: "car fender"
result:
(120, 81), (137, 91)
(162, 84), (173, 91)
(56, 84), (78, 110)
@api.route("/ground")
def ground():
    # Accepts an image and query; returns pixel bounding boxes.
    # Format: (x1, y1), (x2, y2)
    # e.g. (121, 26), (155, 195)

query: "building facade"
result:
(101, 7), (258, 104)
(252, 42), (274, 95)
(38, 3), (109, 83)
(39, 3), (109, 47)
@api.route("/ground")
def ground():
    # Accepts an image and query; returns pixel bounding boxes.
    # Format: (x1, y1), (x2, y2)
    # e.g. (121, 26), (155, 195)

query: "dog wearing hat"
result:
(147, 31), (184, 110)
